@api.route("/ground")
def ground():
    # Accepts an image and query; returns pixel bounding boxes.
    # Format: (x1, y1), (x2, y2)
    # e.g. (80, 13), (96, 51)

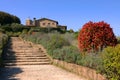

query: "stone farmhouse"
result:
(26, 18), (67, 31)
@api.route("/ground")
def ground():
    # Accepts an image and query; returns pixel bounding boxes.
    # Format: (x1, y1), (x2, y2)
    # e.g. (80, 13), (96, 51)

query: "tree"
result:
(0, 11), (21, 25)
(78, 21), (117, 52)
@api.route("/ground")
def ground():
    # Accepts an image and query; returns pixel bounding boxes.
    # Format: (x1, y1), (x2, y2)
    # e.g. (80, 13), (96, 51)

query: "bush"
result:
(63, 46), (79, 63)
(74, 31), (79, 39)
(78, 21), (117, 52)
(76, 53), (103, 71)
(0, 33), (8, 47)
(47, 34), (70, 52)
(62, 33), (75, 45)
(6, 31), (21, 37)
(52, 46), (80, 63)
(52, 48), (64, 60)
(0, 33), (8, 66)
(11, 23), (24, 32)
(101, 45), (120, 80)
(117, 36), (120, 44)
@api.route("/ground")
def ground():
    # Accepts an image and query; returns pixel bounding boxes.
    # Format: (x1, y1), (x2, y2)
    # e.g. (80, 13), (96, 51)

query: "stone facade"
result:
(39, 19), (58, 28)
(26, 18), (67, 31)
(26, 19), (33, 26)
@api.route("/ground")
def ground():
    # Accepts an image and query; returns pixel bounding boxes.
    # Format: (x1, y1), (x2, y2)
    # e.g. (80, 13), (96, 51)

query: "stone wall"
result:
(52, 59), (107, 80)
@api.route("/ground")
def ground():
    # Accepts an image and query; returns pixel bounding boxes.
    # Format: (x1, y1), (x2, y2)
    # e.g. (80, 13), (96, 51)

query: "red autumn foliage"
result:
(78, 21), (117, 52)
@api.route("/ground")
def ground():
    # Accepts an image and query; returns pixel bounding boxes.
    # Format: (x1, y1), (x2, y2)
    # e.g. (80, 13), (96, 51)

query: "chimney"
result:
(33, 18), (36, 26)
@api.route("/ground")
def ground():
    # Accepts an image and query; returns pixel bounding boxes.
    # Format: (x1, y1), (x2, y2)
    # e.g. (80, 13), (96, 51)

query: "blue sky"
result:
(0, 0), (120, 36)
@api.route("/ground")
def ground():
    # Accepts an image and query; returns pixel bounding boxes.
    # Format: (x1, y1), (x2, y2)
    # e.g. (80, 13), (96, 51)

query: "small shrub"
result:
(47, 34), (70, 51)
(101, 45), (120, 80)
(11, 23), (23, 32)
(52, 48), (64, 60)
(52, 46), (80, 63)
(22, 29), (28, 34)
(74, 31), (79, 39)
(63, 46), (79, 63)
(62, 33), (75, 45)
(76, 53), (102, 69)
(0, 33), (8, 66)
(117, 36), (120, 44)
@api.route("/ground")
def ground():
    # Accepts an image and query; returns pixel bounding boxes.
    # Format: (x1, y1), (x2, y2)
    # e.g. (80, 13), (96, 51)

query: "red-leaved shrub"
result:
(78, 21), (117, 52)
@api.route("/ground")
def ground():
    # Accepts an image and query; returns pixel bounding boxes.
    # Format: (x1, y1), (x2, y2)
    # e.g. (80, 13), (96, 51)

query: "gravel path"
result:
(0, 65), (86, 80)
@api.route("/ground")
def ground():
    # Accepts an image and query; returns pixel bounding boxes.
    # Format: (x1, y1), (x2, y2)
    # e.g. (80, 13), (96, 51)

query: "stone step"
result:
(3, 59), (50, 63)
(11, 48), (42, 51)
(7, 50), (44, 53)
(14, 52), (46, 54)
(3, 62), (50, 66)
(4, 53), (47, 57)
(9, 45), (33, 48)
(8, 48), (41, 50)
(4, 56), (48, 60)
(4, 54), (47, 58)
(8, 46), (37, 50)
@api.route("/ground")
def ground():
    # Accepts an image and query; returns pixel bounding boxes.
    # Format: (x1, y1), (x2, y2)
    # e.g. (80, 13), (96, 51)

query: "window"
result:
(52, 23), (55, 25)
(43, 23), (45, 25)
(48, 23), (50, 25)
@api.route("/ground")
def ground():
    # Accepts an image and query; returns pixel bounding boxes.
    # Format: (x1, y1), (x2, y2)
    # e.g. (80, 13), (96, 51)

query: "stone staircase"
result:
(2, 37), (51, 66)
